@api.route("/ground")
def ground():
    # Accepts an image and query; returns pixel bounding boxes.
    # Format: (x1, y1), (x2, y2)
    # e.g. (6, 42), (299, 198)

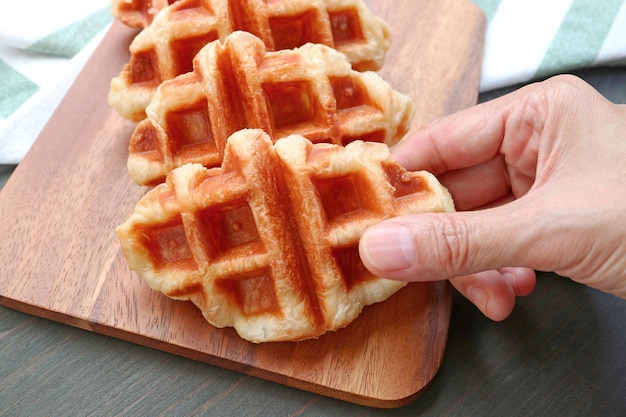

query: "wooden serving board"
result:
(0, 0), (484, 408)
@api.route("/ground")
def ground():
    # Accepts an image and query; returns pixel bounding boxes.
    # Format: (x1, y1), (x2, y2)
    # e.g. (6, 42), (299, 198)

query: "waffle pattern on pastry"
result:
(116, 129), (454, 343)
(108, 0), (391, 121)
(126, 31), (414, 186)
(111, 0), (179, 28)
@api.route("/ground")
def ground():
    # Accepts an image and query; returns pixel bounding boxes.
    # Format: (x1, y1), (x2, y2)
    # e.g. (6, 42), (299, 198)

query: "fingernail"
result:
(468, 286), (487, 308)
(361, 224), (416, 272)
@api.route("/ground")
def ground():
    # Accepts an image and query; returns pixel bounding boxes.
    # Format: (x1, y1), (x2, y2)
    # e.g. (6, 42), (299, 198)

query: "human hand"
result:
(359, 75), (626, 320)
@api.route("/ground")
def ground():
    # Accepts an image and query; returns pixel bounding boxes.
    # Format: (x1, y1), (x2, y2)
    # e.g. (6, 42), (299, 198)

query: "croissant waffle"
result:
(108, 0), (391, 121)
(127, 31), (414, 186)
(116, 129), (454, 343)
(111, 0), (178, 28)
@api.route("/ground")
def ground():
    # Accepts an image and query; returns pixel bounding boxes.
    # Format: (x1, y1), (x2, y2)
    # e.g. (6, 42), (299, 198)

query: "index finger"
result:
(390, 87), (526, 174)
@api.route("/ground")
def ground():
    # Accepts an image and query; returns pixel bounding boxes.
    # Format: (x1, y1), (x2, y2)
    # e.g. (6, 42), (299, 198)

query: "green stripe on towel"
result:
(26, 7), (113, 58)
(536, 0), (624, 78)
(0, 59), (40, 119)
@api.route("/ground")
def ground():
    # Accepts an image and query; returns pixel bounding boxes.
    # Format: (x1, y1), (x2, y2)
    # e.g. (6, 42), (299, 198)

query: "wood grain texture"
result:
(370, 0), (486, 130)
(0, 0), (485, 408)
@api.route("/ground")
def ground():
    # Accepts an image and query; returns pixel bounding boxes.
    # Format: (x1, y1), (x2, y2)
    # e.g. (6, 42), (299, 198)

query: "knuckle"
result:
(546, 73), (588, 92)
(429, 216), (473, 276)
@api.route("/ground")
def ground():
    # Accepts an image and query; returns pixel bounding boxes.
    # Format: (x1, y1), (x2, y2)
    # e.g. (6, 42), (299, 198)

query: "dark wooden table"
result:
(1, 67), (625, 417)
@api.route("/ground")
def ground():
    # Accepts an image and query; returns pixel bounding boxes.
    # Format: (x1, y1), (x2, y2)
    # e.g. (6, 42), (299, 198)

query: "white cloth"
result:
(0, 0), (112, 164)
(477, 0), (626, 90)
(0, 0), (624, 163)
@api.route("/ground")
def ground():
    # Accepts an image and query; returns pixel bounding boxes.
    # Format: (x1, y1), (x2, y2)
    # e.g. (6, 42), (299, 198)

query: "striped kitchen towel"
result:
(0, 0), (624, 164)
(474, 0), (626, 91)
(0, 0), (112, 164)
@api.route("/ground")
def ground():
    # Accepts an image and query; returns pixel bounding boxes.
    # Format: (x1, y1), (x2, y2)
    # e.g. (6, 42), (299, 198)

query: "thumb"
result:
(359, 205), (536, 281)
